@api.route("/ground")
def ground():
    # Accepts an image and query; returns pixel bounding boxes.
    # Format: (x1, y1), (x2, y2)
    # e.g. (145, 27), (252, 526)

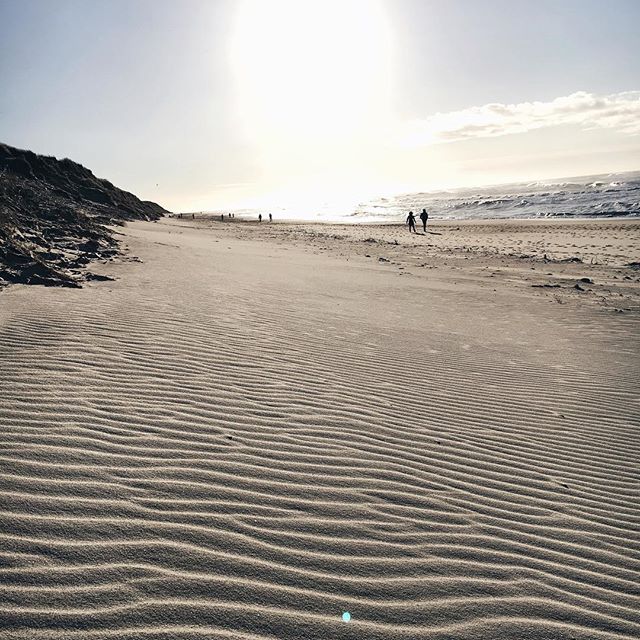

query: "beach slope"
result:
(0, 219), (638, 639)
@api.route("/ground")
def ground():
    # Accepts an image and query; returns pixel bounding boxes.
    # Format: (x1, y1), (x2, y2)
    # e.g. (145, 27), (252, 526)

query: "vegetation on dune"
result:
(0, 143), (169, 288)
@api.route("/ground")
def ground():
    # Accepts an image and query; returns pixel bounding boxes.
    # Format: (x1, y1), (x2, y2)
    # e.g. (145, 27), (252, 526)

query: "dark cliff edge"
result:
(0, 143), (170, 289)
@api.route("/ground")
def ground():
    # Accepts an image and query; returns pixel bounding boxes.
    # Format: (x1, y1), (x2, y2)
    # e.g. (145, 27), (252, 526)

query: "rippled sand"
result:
(0, 219), (638, 639)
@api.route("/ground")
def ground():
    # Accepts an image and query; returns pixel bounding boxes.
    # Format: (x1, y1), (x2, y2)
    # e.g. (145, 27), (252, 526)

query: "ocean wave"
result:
(219, 171), (640, 222)
(350, 171), (640, 222)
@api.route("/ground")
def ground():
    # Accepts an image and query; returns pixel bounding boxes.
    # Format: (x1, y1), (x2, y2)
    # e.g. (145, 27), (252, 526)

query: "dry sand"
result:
(0, 217), (639, 639)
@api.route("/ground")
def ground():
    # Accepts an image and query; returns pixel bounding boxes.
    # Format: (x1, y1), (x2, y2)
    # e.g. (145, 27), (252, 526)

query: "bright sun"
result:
(229, 0), (394, 208)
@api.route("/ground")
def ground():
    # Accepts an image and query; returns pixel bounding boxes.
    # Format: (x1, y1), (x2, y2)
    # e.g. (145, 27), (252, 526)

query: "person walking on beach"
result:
(420, 208), (429, 232)
(258, 214), (262, 222)
(269, 213), (273, 222)
(406, 211), (417, 233)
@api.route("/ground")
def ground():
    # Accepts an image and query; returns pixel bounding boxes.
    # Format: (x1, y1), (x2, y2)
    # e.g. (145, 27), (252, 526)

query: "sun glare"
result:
(229, 0), (394, 207)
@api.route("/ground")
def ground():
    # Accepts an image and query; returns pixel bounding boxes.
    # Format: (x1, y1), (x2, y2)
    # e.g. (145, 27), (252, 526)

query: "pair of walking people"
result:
(406, 209), (429, 233)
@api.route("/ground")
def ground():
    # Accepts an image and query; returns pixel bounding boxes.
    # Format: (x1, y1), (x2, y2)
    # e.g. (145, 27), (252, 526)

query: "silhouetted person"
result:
(192, 213), (195, 219)
(258, 214), (262, 222)
(220, 214), (224, 222)
(406, 211), (417, 233)
(269, 213), (273, 222)
(420, 209), (428, 232)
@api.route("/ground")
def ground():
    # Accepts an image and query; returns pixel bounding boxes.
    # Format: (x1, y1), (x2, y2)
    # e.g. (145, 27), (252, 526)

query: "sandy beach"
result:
(0, 217), (639, 639)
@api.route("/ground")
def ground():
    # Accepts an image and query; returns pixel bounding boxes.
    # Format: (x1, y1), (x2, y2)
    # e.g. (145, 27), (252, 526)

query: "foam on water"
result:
(209, 170), (640, 224)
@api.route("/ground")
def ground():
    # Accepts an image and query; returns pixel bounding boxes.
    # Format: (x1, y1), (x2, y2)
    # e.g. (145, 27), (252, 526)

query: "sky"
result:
(1, 0), (639, 213)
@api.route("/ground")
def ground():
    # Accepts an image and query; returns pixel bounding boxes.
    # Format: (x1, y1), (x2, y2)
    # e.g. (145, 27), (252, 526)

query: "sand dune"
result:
(0, 220), (638, 639)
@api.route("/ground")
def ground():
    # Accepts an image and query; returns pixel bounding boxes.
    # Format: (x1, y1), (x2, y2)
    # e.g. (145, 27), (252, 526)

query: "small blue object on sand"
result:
(342, 611), (351, 623)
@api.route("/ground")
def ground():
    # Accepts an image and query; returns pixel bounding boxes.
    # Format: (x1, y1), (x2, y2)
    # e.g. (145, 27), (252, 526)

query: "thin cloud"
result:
(402, 91), (640, 146)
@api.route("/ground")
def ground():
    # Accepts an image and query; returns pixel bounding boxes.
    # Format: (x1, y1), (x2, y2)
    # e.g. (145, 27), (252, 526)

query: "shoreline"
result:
(180, 213), (640, 220)
(178, 214), (640, 246)
(176, 214), (640, 228)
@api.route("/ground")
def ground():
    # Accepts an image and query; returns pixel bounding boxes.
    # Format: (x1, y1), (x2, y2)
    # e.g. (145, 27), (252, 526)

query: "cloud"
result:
(402, 91), (640, 146)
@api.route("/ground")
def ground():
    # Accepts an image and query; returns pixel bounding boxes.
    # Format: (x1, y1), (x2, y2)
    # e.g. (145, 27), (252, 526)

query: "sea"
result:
(212, 170), (640, 224)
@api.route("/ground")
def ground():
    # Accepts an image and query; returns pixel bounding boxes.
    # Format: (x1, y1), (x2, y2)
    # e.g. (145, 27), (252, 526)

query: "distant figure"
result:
(192, 213), (195, 219)
(258, 214), (262, 222)
(406, 211), (417, 233)
(269, 213), (273, 222)
(220, 214), (224, 222)
(420, 209), (428, 232)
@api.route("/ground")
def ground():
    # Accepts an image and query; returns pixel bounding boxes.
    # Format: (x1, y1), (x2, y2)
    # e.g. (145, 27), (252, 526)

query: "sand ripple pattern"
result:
(0, 226), (639, 639)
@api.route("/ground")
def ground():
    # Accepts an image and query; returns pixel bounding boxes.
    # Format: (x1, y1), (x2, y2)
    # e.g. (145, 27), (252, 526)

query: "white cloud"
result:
(402, 91), (640, 146)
